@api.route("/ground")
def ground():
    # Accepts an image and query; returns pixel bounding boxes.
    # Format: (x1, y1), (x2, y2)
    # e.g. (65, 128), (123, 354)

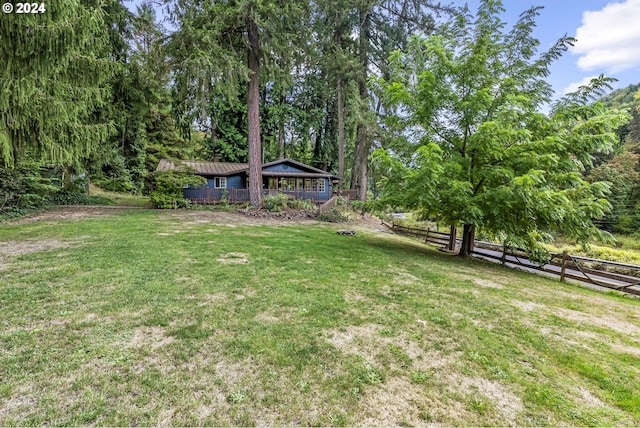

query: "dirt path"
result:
(5, 205), (389, 233)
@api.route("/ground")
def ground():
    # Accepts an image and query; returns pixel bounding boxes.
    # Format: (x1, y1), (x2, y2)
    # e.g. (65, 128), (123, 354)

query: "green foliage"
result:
(0, 162), (53, 219)
(318, 207), (348, 223)
(92, 152), (135, 193)
(0, 0), (115, 166)
(286, 198), (315, 210)
(587, 153), (640, 233)
(599, 83), (640, 110)
(0, 162), (115, 221)
(262, 193), (289, 212)
(149, 168), (205, 209)
(375, 0), (630, 256)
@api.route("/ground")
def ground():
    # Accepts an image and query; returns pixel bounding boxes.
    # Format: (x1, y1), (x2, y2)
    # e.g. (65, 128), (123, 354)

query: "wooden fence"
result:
(387, 222), (640, 297)
(334, 189), (358, 199)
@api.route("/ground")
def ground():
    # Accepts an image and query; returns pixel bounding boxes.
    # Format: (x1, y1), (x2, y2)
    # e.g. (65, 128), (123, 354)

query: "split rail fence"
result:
(385, 221), (640, 297)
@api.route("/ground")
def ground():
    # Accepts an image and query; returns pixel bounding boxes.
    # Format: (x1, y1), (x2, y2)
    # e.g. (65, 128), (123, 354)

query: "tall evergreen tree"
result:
(342, 0), (450, 200)
(0, 0), (115, 167)
(168, 0), (309, 206)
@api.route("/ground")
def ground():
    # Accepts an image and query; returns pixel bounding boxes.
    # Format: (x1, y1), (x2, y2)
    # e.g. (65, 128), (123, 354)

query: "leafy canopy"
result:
(374, 0), (630, 256)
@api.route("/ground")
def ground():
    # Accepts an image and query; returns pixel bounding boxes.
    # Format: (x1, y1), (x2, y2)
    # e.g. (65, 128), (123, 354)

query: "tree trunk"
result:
(458, 223), (475, 257)
(211, 119), (219, 162)
(351, 6), (370, 202)
(337, 74), (345, 186)
(335, 15), (345, 187)
(277, 92), (285, 159)
(355, 126), (368, 202)
(247, 18), (262, 207)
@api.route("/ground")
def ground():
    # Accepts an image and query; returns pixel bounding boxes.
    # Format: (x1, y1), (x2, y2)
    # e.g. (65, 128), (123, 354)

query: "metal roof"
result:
(156, 158), (338, 178)
(261, 171), (333, 178)
(156, 159), (248, 176)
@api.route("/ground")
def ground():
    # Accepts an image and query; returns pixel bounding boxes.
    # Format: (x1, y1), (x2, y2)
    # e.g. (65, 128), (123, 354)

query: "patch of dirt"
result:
(216, 252), (249, 264)
(127, 326), (174, 349)
(473, 278), (505, 289)
(510, 300), (545, 312)
(387, 265), (421, 285)
(324, 323), (454, 371)
(359, 377), (441, 426)
(575, 387), (606, 407)
(611, 343), (640, 356)
(5, 206), (392, 238)
(189, 293), (229, 306)
(448, 374), (523, 423)
(553, 308), (640, 337)
(0, 386), (38, 421)
(1, 236), (88, 271)
(454, 274), (505, 289)
(7, 206), (136, 224)
(0, 238), (85, 257)
(254, 307), (295, 323)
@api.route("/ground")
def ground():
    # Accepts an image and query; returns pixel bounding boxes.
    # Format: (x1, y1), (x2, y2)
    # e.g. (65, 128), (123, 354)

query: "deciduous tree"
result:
(374, 0), (629, 257)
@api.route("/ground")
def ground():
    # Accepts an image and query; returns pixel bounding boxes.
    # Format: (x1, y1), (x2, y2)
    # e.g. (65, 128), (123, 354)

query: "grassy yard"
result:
(1, 208), (639, 426)
(88, 185), (151, 207)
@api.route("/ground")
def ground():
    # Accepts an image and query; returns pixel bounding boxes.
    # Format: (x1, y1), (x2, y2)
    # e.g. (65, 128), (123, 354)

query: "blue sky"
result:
(466, 0), (640, 100)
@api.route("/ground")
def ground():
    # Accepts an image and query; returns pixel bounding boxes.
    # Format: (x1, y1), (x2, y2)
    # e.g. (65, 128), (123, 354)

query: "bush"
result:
(263, 193), (288, 212)
(49, 189), (112, 206)
(149, 167), (205, 209)
(1, 161), (56, 219)
(149, 191), (191, 209)
(350, 200), (376, 214)
(318, 207), (348, 223)
(287, 198), (314, 210)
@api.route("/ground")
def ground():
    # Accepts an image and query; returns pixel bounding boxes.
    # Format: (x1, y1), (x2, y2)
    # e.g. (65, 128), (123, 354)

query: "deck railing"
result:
(184, 187), (330, 203)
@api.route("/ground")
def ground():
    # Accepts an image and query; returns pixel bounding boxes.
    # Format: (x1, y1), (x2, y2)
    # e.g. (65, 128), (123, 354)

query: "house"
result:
(156, 158), (341, 203)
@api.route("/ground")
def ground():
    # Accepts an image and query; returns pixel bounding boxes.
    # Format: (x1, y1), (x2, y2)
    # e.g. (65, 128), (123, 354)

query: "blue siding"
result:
(182, 167), (335, 203)
(227, 175), (246, 189)
(201, 174), (245, 189)
(263, 163), (304, 173)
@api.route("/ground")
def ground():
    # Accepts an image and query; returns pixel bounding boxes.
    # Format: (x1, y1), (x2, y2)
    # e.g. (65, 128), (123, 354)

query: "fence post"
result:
(501, 244), (507, 266)
(560, 250), (568, 282)
(425, 229), (430, 244)
(469, 227), (475, 252)
(448, 225), (457, 251)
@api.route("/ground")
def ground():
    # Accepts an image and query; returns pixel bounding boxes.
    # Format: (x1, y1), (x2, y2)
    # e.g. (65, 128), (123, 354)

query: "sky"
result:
(126, 0), (640, 102)
(465, 0), (640, 100)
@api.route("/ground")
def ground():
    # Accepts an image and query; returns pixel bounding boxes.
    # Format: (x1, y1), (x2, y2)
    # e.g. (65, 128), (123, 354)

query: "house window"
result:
(296, 178), (304, 190)
(213, 177), (227, 188)
(305, 179), (319, 191)
(287, 178), (296, 190)
(317, 179), (326, 192)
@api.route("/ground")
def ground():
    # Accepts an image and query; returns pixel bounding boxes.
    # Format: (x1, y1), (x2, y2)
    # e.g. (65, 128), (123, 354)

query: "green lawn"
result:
(1, 209), (639, 426)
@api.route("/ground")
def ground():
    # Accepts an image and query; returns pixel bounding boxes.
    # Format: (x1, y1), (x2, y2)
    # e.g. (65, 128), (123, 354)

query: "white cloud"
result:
(563, 76), (600, 95)
(572, 0), (640, 73)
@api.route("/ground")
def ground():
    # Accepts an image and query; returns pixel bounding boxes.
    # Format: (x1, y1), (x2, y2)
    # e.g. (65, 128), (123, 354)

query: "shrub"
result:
(263, 193), (288, 212)
(318, 207), (348, 223)
(149, 167), (205, 209)
(150, 191), (190, 209)
(0, 161), (56, 219)
(287, 198), (314, 210)
(350, 200), (364, 212)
